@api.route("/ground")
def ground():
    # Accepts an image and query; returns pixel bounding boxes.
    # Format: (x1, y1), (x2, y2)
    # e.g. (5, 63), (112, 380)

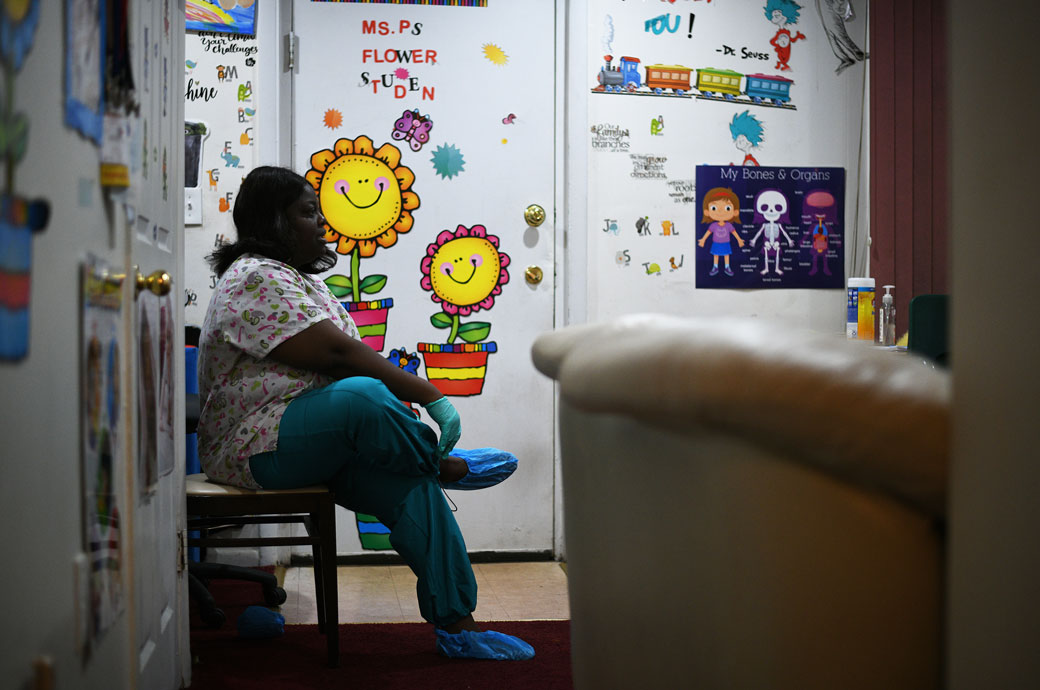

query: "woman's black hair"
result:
(206, 165), (337, 276)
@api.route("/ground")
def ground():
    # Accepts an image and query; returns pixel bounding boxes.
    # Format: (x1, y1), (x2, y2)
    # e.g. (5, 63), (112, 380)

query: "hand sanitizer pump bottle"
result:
(879, 285), (896, 346)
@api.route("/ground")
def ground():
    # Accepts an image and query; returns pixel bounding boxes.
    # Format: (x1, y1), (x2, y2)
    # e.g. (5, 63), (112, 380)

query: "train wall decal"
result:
(593, 54), (795, 110)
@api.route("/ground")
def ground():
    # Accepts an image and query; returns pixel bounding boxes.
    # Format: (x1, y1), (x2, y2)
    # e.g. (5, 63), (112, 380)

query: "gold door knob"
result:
(111, 267), (173, 298)
(524, 204), (546, 227)
(137, 269), (172, 297)
(524, 265), (543, 285)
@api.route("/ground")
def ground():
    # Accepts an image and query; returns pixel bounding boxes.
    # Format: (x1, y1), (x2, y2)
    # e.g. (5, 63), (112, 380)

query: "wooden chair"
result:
(186, 474), (340, 667)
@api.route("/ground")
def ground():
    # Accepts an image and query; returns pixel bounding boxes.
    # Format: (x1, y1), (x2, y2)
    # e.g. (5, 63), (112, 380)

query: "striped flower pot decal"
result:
(418, 342), (498, 396)
(0, 195), (50, 361)
(342, 298), (393, 352)
(355, 512), (392, 550)
(418, 224), (509, 396)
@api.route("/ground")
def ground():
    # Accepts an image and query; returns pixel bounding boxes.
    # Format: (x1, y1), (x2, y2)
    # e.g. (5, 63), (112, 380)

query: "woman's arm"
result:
(267, 318), (444, 405)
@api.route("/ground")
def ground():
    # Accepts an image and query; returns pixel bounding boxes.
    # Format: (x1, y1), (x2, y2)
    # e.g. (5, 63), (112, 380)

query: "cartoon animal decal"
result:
(391, 109), (434, 152)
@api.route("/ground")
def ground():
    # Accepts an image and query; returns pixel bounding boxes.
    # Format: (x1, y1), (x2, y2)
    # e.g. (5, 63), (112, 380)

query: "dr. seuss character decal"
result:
(765, 0), (807, 71)
(307, 135), (420, 351)
(418, 224), (510, 397)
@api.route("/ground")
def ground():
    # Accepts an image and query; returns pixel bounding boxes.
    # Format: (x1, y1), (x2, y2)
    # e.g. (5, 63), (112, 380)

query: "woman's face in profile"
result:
(286, 186), (328, 268)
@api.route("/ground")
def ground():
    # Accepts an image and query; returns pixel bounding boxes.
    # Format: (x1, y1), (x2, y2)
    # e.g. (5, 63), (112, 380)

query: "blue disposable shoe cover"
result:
(236, 605), (285, 639)
(435, 628), (536, 660)
(441, 447), (518, 491)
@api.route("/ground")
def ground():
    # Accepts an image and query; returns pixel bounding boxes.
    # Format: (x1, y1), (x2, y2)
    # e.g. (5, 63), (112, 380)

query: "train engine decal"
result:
(592, 54), (795, 110)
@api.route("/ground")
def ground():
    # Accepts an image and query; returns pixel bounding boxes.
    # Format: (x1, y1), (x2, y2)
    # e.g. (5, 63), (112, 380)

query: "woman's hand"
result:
(424, 396), (461, 458)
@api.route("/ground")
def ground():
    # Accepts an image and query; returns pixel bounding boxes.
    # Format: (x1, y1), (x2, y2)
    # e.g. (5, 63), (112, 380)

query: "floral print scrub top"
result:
(197, 255), (360, 488)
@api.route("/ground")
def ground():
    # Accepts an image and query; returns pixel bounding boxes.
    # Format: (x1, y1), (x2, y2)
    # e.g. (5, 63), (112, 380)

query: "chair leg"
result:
(318, 497), (339, 667)
(310, 516), (327, 634)
(188, 571), (227, 629)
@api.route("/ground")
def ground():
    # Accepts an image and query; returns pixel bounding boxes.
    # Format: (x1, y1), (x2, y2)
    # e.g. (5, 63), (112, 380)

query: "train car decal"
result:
(592, 54), (795, 109)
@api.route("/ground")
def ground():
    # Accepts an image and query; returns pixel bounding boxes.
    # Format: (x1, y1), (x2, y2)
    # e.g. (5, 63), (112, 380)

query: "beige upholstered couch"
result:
(532, 314), (950, 690)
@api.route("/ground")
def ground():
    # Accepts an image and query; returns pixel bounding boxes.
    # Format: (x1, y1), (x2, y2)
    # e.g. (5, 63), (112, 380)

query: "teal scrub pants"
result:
(248, 376), (477, 627)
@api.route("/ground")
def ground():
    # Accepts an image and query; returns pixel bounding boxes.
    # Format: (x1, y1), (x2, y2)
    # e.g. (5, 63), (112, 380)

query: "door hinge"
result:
(284, 31), (298, 72)
(177, 529), (188, 574)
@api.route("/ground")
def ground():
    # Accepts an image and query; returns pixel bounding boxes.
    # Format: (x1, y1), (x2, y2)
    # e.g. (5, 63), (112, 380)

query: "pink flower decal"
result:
(419, 224), (509, 345)
(419, 224), (509, 317)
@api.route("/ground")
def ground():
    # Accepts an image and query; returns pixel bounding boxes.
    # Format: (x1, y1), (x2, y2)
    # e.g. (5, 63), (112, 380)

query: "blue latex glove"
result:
(436, 628), (535, 660)
(424, 396), (461, 458)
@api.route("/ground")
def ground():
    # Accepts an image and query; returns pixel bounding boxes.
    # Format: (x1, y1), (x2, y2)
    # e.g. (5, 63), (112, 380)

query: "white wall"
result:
(183, 3), (288, 330)
(182, 4), (290, 567)
(580, 0), (870, 333)
(947, 0), (1040, 686)
(554, 2), (872, 564)
(0, 3), (176, 688)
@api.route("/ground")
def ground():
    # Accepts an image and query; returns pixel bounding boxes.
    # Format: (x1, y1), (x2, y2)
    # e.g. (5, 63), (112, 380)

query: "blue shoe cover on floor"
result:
(237, 606), (285, 639)
(436, 628), (535, 660)
(441, 447), (518, 491)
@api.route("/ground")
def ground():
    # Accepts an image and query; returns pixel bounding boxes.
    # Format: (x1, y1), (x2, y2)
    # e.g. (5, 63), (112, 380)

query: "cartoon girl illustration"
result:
(698, 187), (744, 276)
(765, 0), (807, 71)
(730, 110), (764, 166)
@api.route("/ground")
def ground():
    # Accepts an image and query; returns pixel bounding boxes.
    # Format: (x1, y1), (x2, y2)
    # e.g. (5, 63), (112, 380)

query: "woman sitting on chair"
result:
(196, 165), (530, 660)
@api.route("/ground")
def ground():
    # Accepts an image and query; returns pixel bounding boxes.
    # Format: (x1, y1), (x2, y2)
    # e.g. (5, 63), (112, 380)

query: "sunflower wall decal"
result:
(1, 0), (50, 362)
(306, 135), (419, 351)
(418, 224), (510, 396)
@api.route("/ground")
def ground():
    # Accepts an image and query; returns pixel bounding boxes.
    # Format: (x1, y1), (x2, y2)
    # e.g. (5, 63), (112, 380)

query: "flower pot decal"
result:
(1, 0), (50, 361)
(355, 346), (423, 550)
(307, 135), (419, 352)
(418, 224), (510, 396)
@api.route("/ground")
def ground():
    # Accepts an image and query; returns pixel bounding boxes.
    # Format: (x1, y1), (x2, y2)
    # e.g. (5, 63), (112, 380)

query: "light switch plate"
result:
(185, 187), (202, 225)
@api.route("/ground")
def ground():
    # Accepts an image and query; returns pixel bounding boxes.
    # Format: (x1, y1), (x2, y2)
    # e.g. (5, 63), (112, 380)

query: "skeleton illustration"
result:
(750, 189), (794, 275)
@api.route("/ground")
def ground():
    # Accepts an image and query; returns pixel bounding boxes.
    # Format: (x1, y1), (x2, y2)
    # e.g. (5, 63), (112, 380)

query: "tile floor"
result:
(278, 561), (570, 624)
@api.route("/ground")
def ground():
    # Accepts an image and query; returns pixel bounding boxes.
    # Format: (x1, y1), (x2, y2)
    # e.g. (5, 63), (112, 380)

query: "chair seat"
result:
(186, 471), (340, 666)
(186, 473), (328, 497)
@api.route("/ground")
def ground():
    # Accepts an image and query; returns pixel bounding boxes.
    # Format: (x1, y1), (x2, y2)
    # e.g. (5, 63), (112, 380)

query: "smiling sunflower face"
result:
(305, 136), (419, 257)
(420, 224), (510, 316)
(429, 236), (501, 307)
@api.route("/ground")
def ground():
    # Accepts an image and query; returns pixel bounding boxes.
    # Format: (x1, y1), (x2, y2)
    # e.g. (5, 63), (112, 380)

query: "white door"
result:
(291, 0), (557, 553)
(130, 2), (187, 688)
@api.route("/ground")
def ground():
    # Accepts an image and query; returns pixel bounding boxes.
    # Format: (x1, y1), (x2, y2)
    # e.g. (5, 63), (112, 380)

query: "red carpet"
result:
(189, 572), (573, 689)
